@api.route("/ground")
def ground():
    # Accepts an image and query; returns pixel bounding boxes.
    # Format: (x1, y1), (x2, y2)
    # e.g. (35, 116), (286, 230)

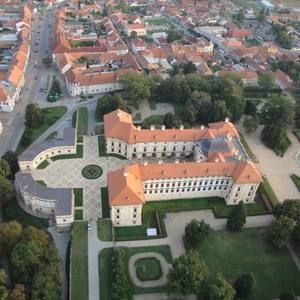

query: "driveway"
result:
(237, 122), (300, 202)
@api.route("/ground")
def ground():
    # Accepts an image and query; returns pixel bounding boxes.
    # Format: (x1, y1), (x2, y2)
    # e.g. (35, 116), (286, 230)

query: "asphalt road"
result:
(0, 8), (56, 156)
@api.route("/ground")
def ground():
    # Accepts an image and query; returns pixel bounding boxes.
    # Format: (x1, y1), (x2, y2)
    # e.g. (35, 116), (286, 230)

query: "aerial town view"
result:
(1, 0), (300, 299)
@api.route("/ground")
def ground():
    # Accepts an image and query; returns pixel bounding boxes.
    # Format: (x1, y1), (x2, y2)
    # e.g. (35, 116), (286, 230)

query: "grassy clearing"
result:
(51, 144), (83, 160)
(74, 209), (83, 220)
(77, 107), (88, 135)
(3, 198), (48, 229)
(293, 130), (300, 142)
(99, 245), (172, 300)
(258, 176), (279, 207)
(36, 160), (49, 169)
(98, 135), (106, 156)
(115, 197), (269, 240)
(97, 219), (113, 241)
(70, 222), (88, 300)
(145, 17), (170, 25)
(136, 258), (162, 281)
(197, 228), (300, 300)
(46, 131), (58, 140)
(16, 106), (67, 155)
(77, 136), (83, 143)
(148, 98), (157, 110)
(74, 188), (83, 207)
(291, 174), (300, 192)
(101, 187), (110, 218)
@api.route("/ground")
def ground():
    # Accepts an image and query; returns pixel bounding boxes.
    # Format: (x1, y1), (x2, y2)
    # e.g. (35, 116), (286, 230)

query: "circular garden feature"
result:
(81, 164), (103, 180)
(135, 257), (162, 281)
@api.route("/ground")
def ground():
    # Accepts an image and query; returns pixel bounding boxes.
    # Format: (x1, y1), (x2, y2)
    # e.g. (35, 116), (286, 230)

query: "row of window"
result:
(115, 207), (138, 213)
(144, 180), (231, 189)
(145, 185), (226, 194)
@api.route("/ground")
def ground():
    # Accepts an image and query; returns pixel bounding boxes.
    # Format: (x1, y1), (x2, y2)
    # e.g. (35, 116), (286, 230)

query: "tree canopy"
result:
(185, 219), (211, 248)
(25, 103), (44, 128)
(233, 272), (255, 299)
(271, 215), (295, 248)
(1, 151), (19, 180)
(227, 202), (247, 231)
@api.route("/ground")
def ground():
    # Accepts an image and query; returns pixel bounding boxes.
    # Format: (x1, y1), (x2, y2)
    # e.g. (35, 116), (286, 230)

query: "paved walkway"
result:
(128, 252), (170, 288)
(237, 122), (300, 202)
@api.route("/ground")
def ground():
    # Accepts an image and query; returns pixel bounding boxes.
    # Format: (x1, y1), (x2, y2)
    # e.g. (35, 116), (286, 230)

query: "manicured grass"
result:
(145, 17), (170, 25)
(94, 124), (104, 135)
(134, 112), (141, 121)
(37, 160), (49, 169)
(77, 136), (83, 143)
(77, 107), (88, 135)
(46, 131), (58, 140)
(291, 174), (300, 192)
(258, 176), (279, 207)
(74, 209), (83, 220)
(293, 130), (300, 142)
(197, 228), (300, 300)
(16, 106), (67, 155)
(148, 99), (157, 110)
(99, 245), (172, 300)
(70, 222), (88, 300)
(115, 197), (269, 240)
(97, 219), (113, 241)
(81, 164), (103, 179)
(101, 187), (110, 218)
(36, 180), (47, 186)
(3, 198), (48, 229)
(51, 144), (83, 160)
(98, 135), (106, 156)
(136, 258), (162, 281)
(239, 132), (258, 162)
(74, 188), (83, 207)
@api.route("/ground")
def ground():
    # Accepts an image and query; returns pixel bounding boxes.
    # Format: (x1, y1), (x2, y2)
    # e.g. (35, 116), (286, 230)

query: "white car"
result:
(87, 223), (92, 231)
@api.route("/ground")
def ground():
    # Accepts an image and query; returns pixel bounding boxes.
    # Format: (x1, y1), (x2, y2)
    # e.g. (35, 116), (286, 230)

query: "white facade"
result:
(0, 92), (16, 112)
(111, 204), (143, 226)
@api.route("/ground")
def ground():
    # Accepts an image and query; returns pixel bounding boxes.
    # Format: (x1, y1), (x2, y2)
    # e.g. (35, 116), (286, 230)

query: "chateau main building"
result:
(105, 110), (262, 227)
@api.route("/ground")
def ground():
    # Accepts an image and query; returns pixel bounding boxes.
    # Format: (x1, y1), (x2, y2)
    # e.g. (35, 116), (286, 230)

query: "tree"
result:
(243, 116), (259, 134)
(121, 72), (151, 105)
(258, 72), (275, 94)
(25, 103), (44, 128)
(227, 202), (247, 231)
(42, 57), (52, 67)
(0, 176), (14, 208)
(183, 62), (197, 74)
(274, 199), (300, 222)
(0, 269), (6, 285)
(167, 28), (183, 43)
(10, 284), (26, 300)
(258, 8), (266, 22)
(1, 151), (19, 180)
(295, 101), (300, 128)
(0, 221), (22, 252)
(244, 100), (257, 116)
(205, 273), (236, 300)
(0, 285), (8, 300)
(233, 273), (255, 299)
(185, 219), (211, 248)
(213, 100), (230, 122)
(280, 290), (297, 300)
(271, 215), (295, 248)
(0, 159), (10, 179)
(167, 251), (209, 295)
(164, 113), (175, 129)
(235, 9), (244, 23)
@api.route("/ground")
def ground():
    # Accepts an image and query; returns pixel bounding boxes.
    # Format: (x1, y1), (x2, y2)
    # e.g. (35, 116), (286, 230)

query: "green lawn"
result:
(291, 174), (300, 192)
(173, 103), (185, 117)
(148, 99), (157, 110)
(101, 187), (110, 218)
(74, 209), (83, 220)
(134, 112), (141, 121)
(77, 107), (88, 135)
(46, 131), (58, 140)
(136, 258), (162, 281)
(51, 145), (83, 160)
(99, 245), (172, 300)
(145, 17), (170, 25)
(77, 136), (83, 143)
(115, 197), (269, 241)
(16, 106), (67, 155)
(258, 176), (279, 207)
(70, 222), (88, 300)
(98, 135), (106, 156)
(238, 132), (258, 162)
(36, 160), (49, 169)
(293, 130), (300, 142)
(3, 198), (48, 229)
(36, 180), (47, 186)
(74, 188), (83, 207)
(97, 219), (113, 241)
(197, 228), (300, 300)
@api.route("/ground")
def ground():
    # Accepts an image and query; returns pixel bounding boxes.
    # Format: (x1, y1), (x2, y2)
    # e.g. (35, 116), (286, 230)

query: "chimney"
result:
(175, 159), (179, 164)
(117, 110), (122, 117)
(200, 125), (204, 130)
(180, 125), (184, 130)
(196, 157), (201, 163)
(215, 158), (219, 163)
(161, 125), (165, 130)
(144, 161), (148, 166)
(158, 160), (163, 164)
(150, 125), (155, 131)
(137, 126), (141, 131)
(225, 117), (229, 123)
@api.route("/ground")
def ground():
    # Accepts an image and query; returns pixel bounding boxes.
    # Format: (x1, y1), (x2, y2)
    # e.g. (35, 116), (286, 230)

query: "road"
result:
(0, 7), (57, 156)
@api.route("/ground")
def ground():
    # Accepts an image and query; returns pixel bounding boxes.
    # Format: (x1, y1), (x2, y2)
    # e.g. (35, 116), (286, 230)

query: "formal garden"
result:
(81, 164), (103, 180)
